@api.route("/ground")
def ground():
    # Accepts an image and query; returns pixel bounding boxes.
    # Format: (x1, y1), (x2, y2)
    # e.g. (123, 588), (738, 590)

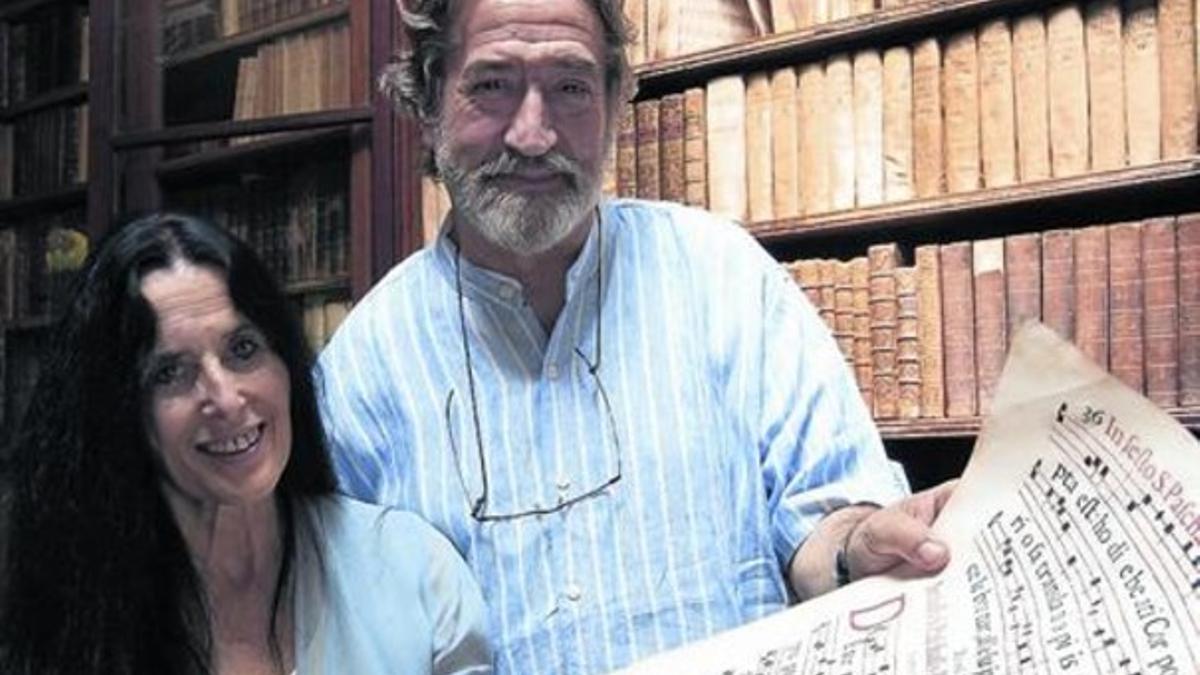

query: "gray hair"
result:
(379, 0), (637, 172)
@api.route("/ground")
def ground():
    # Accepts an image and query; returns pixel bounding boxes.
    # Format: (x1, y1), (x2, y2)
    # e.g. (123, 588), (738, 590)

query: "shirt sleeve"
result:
(751, 249), (911, 574)
(420, 521), (494, 675)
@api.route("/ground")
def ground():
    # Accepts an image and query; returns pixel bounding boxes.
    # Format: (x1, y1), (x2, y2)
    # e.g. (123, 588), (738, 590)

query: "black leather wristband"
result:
(833, 502), (882, 588)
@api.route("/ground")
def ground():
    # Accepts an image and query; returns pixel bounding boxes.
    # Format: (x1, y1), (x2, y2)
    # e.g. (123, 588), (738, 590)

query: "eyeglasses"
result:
(444, 221), (622, 522)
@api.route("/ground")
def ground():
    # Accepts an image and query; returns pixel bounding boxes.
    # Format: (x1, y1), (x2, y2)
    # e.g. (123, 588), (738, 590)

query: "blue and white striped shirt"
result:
(317, 199), (907, 674)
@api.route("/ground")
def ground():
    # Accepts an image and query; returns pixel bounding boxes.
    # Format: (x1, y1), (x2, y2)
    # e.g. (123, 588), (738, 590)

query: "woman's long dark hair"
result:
(0, 213), (337, 674)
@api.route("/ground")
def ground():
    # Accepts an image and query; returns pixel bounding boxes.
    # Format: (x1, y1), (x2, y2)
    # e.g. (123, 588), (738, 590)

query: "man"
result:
(318, 0), (955, 672)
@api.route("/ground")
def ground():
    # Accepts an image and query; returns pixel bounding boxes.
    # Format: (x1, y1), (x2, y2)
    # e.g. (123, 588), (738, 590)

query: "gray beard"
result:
(436, 145), (600, 255)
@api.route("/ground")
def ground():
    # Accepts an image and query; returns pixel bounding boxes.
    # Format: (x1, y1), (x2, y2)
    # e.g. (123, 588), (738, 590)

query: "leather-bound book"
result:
(973, 238), (1006, 415)
(1142, 217), (1179, 408)
(683, 87), (708, 208)
(941, 241), (976, 418)
(635, 99), (662, 200)
(1178, 214), (1200, 406)
(895, 266), (922, 419)
(869, 243), (900, 419)
(1004, 232), (1041, 343)
(617, 102), (638, 197)
(1073, 225), (1110, 370)
(659, 93), (687, 204)
(1108, 222), (1145, 393)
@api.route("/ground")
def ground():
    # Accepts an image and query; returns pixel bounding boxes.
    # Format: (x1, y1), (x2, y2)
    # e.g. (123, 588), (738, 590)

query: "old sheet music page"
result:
(618, 322), (1200, 674)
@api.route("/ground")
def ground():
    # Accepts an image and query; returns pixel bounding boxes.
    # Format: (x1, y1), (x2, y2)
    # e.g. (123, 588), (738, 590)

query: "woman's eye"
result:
(151, 363), (182, 386)
(230, 335), (262, 361)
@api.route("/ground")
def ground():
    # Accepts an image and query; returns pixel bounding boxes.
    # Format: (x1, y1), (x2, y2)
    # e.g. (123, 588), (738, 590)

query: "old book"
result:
(829, 0), (853, 20)
(943, 30), (980, 193)
(853, 50), (884, 207)
(940, 241), (976, 417)
(868, 243), (900, 419)
(1109, 222), (1145, 393)
(882, 46), (914, 203)
(1041, 229), (1074, 342)
(1179, 214), (1200, 406)
(798, 62), (830, 214)
(1124, 0), (1161, 166)
(1158, 0), (1198, 158)
(915, 245), (944, 417)
(796, 258), (823, 308)
(834, 260), (857, 369)
(818, 258), (837, 331)
(851, 256), (873, 409)
(912, 38), (945, 197)
(770, 67), (800, 219)
(706, 75), (748, 222)
(1073, 225), (1110, 370)
(646, 0), (661, 60)
(1141, 217), (1179, 408)
(746, 72), (775, 222)
(769, 0), (797, 33)
(683, 88), (708, 208)
(973, 238), (1006, 415)
(1012, 14), (1050, 182)
(624, 0), (646, 64)
(601, 134), (618, 198)
(659, 93), (687, 204)
(1046, 4), (1089, 177)
(826, 55), (856, 210)
(895, 266), (921, 419)
(656, 0), (759, 58)
(617, 102), (637, 197)
(977, 19), (1017, 188)
(1004, 232), (1041, 344)
(1085, 0), (1127, 171)
(635, 99), (661, 200)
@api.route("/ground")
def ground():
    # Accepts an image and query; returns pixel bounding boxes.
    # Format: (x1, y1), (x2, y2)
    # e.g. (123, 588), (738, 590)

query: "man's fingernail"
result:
(917, 540), (948, 566)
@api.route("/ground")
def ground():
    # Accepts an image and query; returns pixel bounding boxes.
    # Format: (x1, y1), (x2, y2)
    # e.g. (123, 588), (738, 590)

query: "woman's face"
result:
(139, 263), (292, 512)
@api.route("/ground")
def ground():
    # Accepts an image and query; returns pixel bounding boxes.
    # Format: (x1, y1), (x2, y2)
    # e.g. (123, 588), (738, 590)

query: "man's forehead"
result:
(450, 0), (604, 59)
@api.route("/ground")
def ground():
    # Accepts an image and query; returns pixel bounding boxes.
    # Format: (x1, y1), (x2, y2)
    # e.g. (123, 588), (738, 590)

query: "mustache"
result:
(476, 150), (583, 185)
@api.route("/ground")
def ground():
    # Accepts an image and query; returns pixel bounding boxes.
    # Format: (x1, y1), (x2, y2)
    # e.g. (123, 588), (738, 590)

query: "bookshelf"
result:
(420, 0), (1200, 486)
(0, 0), (427, 449)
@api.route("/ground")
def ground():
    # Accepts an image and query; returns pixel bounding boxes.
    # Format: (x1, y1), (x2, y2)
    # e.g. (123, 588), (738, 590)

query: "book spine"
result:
(1178, 214), (1200, 406)
(1004, 232), (1041, 343)
(1108, 222), (1145, 393)
(1012, 13), (1050, 182)
(882, 46), (914, 203)
(1123, 0), (1161, 166)
(852, 50), (884, 207)
(798, 62), (830, 214)
(895, 266), (921, 419)
(746, 71), (775, 222)
(1046, 4), (1090, 177)
(635, 99), (662, 200)
(869, 243), (900, 419)
(973, 238), (1006, 415)
(616, 103), (638, 198)
(943, 30), (981, 193)
(705, 74), (748, 222)
(1085, 0), (1127, 171)
(659, 93), (687, 204)
(911, 37), (945, 198)
(770, 67), (800, 219)
(915, 245), (944, 417)
(941, 241), (977, 417)
(1041, 228), (1075, 342)
(1142, 217), (1179, 408)
(851, 256), (873, 410)
(1073, 225), (1110, 370)
(1158, 0), (1197, 158)
(977, 18), (1017, 188)
(683, 87), (708, 208)
(826, 55), (856, 210)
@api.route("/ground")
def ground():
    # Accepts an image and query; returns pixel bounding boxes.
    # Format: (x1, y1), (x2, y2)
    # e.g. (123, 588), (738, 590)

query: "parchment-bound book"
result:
(882, 46), (914, 203)
(1178, 214), (1200, 407)
(771, 67), (801, 219)
(1157, 0), (1197, 158)
(798, 62), (831, 214)
(1012, 13), (1050, 182)
(977, 19), (1017, 188)
(1085, 0), (1127, 171)
(1141, 217), (1179, 408)
(659, 93), (687, 204)
(915, 245), (944, 417)
(911, 38), (945, 198)
(826, 55), (856, 211)
(829, 0), (853, 21)
(657, 0), (761, 58)
(705, 75), (748, 222)
(973, 238), (1007, 415)
(854, 0), (876, 15)
(868, 243), (900, 419)
(1004, 233), (1041, 345)
(1073, 225), (1110, 371)
(1123, 0), (1161, 166)
(1108, 222), (1145, 394)
(635, 99), (661, 200)
(941, 241), (977, 417)
(853, 50), (884, 207)
(624, 0), (646, 65)
(746, 71), (775, 223)
(769, 0), (797, 33)
(1046, 4), (1089, 177)
(683, 88), (708, 208)
(943, 30), (981, 193)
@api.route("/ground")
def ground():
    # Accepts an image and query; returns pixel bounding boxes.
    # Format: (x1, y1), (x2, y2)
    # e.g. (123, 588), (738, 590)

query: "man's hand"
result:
(787, 479), (958, 600)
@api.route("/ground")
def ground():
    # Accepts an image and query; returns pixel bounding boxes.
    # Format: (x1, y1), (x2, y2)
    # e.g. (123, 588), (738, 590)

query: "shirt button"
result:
(498, 285), (517, 301)
(556, 476), (571, 491)
(565, 584), (582, 602)
(546, 364), (560, 380)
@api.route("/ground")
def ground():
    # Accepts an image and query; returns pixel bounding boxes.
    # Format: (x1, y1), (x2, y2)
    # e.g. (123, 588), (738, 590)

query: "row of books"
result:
(615, 0), (1199, 224)
(625, 0), (924, 64)
(163, 0), (344, 55)
(0, 212), (87, 323)
(785, 213), (1200, 421)
(231, 21), (351, 130)
(299, 293), (350, 352)
(171, 163), (350, 286)
(0, 4), (88, 108)
(0, 103), (89, 199)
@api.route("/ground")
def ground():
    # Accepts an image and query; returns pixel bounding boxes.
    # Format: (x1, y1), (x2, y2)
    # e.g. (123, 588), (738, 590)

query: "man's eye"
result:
(470, 79), (509, 95)
(559, 80), (591, 96)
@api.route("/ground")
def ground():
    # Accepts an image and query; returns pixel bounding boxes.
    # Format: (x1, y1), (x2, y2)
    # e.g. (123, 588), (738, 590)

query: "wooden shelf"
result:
(0, 185), (87, 218)
(0, 0), (84, 22)
(112, 107), (371, 151)
(635, 0), (1057, 98)
(746, 157), (1200, 249)
(0, 82), (87, 121)
(877, 408), (1200, 441)
(157, 127), (349, 182)
(285, 275), (351, 296)
(163, 3), (349, 68)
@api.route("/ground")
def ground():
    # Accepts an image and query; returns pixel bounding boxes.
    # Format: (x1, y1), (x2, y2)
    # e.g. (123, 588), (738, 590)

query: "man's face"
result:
(434, 0), (610, 255)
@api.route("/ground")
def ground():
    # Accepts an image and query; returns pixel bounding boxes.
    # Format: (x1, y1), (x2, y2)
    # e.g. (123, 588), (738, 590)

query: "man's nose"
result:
(504, 86), (557, 157)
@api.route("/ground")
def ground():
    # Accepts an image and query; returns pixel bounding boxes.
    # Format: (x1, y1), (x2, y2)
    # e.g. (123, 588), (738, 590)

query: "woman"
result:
(0, 213), (491, 674)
